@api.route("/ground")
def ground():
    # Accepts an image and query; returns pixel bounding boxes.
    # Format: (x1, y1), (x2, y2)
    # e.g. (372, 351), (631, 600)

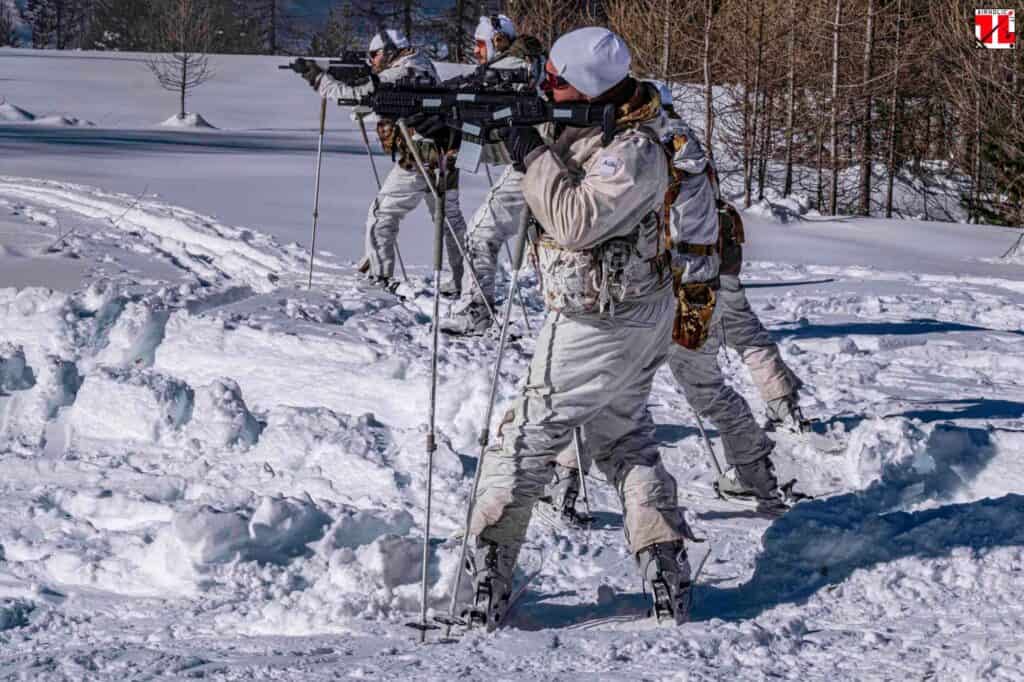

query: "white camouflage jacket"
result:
(522, 82), (672, 314)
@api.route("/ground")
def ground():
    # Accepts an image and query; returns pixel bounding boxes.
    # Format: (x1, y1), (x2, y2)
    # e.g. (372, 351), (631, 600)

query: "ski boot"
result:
(440, 299), (494, 336)
(539, 464), (591, 527)
(764, 393), (811, 434)
(716, 456), (792, 516)
(366, 275), (401, 296)
(638, 541), (693, 624)
(438, 276), (462, 299)
(463, 540), (516, 631)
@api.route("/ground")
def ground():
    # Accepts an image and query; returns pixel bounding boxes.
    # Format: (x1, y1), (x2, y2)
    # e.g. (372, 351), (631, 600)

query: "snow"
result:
(0, 100), (34, 122)
(1, 46), (1024, 679)
(161, 112), (217, 129)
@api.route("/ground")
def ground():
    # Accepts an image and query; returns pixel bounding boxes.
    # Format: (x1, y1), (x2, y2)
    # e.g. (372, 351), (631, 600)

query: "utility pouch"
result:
(672, 276), (717, 351)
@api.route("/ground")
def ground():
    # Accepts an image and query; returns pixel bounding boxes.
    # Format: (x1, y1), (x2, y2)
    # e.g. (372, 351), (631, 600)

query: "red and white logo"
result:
(976, 9), (1016, 49)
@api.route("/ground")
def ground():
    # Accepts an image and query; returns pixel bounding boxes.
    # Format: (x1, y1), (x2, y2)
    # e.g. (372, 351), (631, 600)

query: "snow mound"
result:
(185, 378), (261, 450)
(32, 115), (95, 127)
(94, 299), (170, 369)
(69, 367), (194, 446)
(169, 496), (329, 567)
(251, 408), (398, 505)
(0, 101), (35, 122)
(161, 113), (217, 129)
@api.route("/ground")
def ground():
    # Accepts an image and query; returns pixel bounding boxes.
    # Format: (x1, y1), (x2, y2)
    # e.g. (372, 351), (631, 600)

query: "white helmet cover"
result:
(474, 15), (517, 60)
(549, 27), (631, 98)
(369, 29), (410, 54)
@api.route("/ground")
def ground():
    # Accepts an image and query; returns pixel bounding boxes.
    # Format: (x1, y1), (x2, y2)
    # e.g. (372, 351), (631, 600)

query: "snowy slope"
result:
(2, 49), (1024, 680)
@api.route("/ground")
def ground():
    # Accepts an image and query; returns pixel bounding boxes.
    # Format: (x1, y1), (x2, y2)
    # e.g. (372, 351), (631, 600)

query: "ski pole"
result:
(397, 120), (496, 322)
(357, 113), (409, 285)
(485, 164), (532, 333)
(572, 427), (592, 522)
(441, 207), (534, 637)
(693, 411), (724, 477)
(307, 97), (328, 290)
(408, 165), (447, 644)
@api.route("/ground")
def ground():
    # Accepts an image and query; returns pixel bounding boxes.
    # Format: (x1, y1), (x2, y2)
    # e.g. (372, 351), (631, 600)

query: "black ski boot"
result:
(540, 464), (591, 527)
(464, 541), (516, 631)
(638, 541), (693, 624)
(733, 456), (791, 516)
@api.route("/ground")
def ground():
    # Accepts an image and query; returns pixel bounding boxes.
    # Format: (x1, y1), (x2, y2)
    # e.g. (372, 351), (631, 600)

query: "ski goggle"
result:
(541, 70), (571, 93)
(475, 39), (489, 52)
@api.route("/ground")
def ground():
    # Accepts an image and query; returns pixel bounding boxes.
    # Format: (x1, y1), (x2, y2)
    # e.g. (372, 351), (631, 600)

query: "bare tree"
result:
(828, 0), (842, 215)
(883, 0), (903, 218)
(857, 0), (875, 215)
(146, 0), (214, 120)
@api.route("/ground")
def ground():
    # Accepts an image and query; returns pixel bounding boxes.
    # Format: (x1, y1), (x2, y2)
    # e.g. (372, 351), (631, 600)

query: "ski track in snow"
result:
(1, 175), (1024, 681)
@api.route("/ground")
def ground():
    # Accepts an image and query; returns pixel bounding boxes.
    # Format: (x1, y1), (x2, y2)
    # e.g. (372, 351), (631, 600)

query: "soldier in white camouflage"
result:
(303, 29), (467, 294)
(441, 15), (546, 334)
(462, 28), (696, 629)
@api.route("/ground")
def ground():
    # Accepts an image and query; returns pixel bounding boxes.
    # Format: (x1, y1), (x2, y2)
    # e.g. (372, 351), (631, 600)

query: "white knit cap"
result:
(549, 27), (631, 98)
(474, 15), (517, 59)
(368, 29), (410, 53)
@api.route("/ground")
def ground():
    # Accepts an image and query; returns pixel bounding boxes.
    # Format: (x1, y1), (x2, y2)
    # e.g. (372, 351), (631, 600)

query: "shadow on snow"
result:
(512, 424), (1024, 630)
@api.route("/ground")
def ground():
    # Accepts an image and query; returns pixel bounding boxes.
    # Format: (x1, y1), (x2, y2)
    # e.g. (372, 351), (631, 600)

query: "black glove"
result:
(300, 59), (323, 89)
(497, 126), (545, 172)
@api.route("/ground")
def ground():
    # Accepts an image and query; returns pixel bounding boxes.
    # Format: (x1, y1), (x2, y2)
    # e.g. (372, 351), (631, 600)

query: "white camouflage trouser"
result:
(470, 288), (688, 556)
(365, 164), (467, 281)
(664, 302), (774, 467)
(460, 165), (526, 304)
(718, 274), (801, 402)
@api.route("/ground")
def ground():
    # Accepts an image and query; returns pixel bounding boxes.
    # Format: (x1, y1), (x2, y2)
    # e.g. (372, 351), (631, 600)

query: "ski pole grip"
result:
(511, 208), (531, 270)
(432, 169), (445, 272)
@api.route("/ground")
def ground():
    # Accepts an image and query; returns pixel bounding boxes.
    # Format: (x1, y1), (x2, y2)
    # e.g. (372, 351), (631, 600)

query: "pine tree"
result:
(0, 0), (19, 46)
(309, 4), (358, 57)
(86, 0), (154, 50)
(24, 0), (87, 49)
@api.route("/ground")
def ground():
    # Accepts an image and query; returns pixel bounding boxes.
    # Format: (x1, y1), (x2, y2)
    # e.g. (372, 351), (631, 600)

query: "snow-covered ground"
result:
(2, 48), (1024, 680)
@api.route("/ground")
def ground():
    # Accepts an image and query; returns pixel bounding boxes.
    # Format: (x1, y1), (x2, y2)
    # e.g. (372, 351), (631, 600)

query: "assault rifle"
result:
(279, 52), (372, 84)
(281, 56), (617, 173)
(344, 81), (615, 173)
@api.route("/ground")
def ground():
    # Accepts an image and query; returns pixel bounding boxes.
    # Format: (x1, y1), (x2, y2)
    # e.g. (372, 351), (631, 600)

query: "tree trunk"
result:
(745, 0), (765, 208)
(829, 0), (842, 215)
(858, 0), (876, 216)
(269, 0), (277, 54)
(758, 91), (772, 201)
(180, 59), (187, 119)
(660, 0), (670, 80)
(702, 0), (714, 159)
(782, 0), (796, 197)
(816, 108), (826, 212)
(884, 0), (902, 219)
(971, 89), (982, 223)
